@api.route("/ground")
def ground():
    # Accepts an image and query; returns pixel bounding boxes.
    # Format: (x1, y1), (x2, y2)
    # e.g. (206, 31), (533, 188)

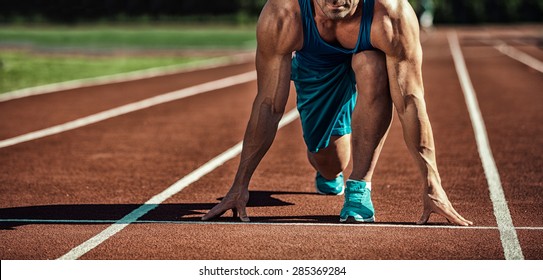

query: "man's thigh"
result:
(352, 50), (389, 97)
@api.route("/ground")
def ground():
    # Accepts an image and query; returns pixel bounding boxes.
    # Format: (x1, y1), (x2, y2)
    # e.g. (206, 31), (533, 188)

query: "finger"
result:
(449, 215), (469, 226)
(450, 207), (474, 226)
(202, 203), (230, 221)
(440, 208), (470, 226)
(417, 210), (432, 225)
(237, 205), (250, 222)
(453, 214), (473, 226)
(441, 206), (472, 226)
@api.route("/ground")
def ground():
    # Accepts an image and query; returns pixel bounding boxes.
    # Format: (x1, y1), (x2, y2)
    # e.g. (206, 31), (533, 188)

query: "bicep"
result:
(253, 0), (300, 113)
(376, 2), (425, 110)
(254, 50), (292, 113)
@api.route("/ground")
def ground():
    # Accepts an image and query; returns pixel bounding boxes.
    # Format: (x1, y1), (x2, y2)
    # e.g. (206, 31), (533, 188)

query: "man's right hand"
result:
(201, 188), (250, 222)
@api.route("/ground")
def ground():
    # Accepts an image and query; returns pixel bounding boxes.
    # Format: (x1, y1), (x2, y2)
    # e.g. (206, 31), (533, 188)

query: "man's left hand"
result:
(417, 189), (473, 226)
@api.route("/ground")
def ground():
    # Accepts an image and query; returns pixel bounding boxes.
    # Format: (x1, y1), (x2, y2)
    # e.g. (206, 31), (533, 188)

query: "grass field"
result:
(0, 25), (256, 49)
(0, 25), (256, 94)
(0, 52), (204, 93)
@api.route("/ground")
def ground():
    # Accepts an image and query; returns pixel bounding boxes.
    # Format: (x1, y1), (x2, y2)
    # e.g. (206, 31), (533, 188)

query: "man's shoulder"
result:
(257, 0), (303, 54)
(374, 0), (406, 19)
(372, 0), (419, 33)
(261, 0), (301, 19)
(371, 0), (420, 55)
(258, 0), (302, 34)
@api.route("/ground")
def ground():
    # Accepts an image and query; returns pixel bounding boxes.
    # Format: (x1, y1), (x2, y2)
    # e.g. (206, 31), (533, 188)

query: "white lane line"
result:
(493, 41), (543, 73)
(3, 219), (543, 231)
(448, 31), (524, 260)
(0, 53), (253, 102)
(56, 109), (300, 260)
(0, 71), (256, 149)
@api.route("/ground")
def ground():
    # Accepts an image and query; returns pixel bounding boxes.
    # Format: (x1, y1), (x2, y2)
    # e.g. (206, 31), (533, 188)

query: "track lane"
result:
(0, 62), (255, 139)
(459, 30), (543, 259)
(0, 79), (265, 259)
(82, 224), (505, 259)
(515, 46), (543, 62)
(0, 71), (257, 149)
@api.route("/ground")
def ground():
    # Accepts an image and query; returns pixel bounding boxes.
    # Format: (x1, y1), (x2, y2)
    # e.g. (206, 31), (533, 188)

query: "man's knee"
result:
(318, 166), (345, 180)
(309, 135), (351, 179)
(312, 154), (345, 179)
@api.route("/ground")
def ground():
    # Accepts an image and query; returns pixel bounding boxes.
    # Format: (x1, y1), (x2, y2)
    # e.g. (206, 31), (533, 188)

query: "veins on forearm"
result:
(235, 100), (282, 183)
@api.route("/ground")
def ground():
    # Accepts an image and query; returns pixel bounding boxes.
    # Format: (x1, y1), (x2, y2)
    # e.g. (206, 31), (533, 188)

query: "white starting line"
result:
(2, 219), (542, 231)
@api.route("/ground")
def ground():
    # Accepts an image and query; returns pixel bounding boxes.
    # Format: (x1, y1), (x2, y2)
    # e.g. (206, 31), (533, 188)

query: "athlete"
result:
(202, 0), (472, 226)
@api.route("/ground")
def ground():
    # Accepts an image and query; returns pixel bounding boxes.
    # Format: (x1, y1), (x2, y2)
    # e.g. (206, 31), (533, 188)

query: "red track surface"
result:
(0, 27), (542, 260)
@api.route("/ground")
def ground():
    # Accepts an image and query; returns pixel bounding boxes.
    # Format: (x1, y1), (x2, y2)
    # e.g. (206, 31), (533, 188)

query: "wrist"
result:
(424, 172), (442, 193)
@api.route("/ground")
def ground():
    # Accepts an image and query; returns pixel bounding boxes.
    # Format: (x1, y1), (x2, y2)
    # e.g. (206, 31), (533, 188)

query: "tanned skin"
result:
(202, 0), (473, 226)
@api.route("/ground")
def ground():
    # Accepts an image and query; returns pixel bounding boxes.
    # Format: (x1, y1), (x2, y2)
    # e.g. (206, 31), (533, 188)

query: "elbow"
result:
(257, 97), (286, 124)
(262, 97), (285, 115)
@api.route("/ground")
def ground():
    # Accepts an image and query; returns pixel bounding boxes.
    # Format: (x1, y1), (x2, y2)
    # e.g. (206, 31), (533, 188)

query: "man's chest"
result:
(313, 18), (361, 49)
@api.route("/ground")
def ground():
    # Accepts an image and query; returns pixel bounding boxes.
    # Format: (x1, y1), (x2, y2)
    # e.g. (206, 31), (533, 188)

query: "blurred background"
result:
(0, 0), (541, 94)
(1, 0), (542, 25)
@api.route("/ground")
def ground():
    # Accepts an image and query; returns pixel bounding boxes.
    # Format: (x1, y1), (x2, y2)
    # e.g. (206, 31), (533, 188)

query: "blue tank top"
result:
(290, 0), (375, 153)
(295, 0), (375, 68)
(291, 0), (374, 152)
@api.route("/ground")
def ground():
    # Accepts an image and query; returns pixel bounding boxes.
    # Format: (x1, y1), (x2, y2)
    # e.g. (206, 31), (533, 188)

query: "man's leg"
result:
(307, 134), (351, 180)
(305, 50), (391, 196)
(307, 134), (351, 195)
(338, 50), (392, 222)
(350, 50), (392, 182)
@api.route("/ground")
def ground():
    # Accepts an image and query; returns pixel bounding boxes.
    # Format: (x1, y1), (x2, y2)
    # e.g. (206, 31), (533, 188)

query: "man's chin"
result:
(326, 11), (350, 20)
(323, 6), (351, 19)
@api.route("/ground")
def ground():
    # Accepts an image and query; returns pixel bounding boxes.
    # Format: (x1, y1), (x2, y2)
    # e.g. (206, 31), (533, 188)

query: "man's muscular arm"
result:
(372, 0), (472, 226)
(202, 0), (301, 221)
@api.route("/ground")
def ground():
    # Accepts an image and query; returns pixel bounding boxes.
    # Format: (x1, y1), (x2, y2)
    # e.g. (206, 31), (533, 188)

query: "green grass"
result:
(0, 51), (205, 93)
(0, 25), (256, 50)
(0, 25), (256, 94)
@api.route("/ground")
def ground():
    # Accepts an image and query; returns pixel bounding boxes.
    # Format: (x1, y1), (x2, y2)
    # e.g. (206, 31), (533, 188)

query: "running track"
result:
(0, 26), (541, 260)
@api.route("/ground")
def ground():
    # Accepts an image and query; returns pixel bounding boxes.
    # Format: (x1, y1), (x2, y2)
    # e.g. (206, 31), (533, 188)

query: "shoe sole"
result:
(315, 185), (344, 195)
(339, 215), (375, 223)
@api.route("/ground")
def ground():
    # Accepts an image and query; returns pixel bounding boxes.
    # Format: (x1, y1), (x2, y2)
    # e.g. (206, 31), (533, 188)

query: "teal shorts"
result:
(291, 56), (357, 153)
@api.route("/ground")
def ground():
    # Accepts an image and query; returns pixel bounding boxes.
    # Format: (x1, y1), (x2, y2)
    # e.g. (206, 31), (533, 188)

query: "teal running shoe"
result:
(315, 172), (344, 195)
(340, 180), (375, 222)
